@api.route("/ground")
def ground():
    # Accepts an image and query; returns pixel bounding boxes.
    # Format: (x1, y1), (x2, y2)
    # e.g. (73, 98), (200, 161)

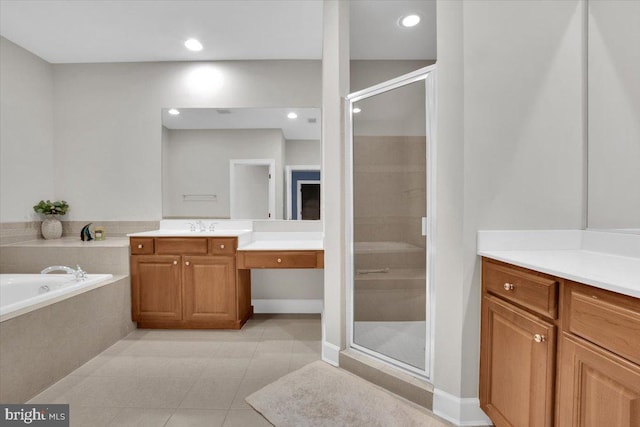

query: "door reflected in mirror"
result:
(161, 107), (321, 220)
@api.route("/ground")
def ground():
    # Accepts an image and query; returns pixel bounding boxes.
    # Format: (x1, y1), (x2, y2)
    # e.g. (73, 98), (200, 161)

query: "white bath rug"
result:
(245, 361), (450, 427)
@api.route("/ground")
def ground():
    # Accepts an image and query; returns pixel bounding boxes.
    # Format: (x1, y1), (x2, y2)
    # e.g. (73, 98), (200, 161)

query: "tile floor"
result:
(28, 314), (321, 427)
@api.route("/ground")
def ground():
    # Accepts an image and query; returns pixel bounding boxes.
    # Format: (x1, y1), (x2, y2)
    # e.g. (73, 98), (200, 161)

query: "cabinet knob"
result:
(173, 260), (178, 265)
(185, 261), (190, 266)
(533, 334), (546, 343)
(137, 244), (143, 249)
(220, 244), (225, 249)
(503, 283), (514, 291)
(277, 258), (282, 263)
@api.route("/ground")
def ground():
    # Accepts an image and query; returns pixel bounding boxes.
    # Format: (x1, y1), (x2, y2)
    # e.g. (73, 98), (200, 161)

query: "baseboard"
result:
(432, 388), (492, 426)
(322, 341), (340, 366)
(252, 299), (323, 314)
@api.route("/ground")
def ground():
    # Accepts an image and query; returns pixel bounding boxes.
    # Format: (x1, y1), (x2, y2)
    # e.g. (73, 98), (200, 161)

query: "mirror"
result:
(587, 1), (640, 231)
(161, 107), (321, 220)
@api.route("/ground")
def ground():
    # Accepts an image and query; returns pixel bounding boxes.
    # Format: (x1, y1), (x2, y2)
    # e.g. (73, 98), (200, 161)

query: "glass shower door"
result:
(348, 68), (434, 377)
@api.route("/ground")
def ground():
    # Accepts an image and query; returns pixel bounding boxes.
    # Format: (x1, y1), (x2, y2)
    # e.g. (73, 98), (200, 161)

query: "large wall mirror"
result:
(161, 107), (321, 220)
(587, 1), (640, 231)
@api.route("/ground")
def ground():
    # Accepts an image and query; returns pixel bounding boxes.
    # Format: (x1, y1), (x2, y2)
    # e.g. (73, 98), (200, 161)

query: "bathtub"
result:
(0, 273), (113, 321)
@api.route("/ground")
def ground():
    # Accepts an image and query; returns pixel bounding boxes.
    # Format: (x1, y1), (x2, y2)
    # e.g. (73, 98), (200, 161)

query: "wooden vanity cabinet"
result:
(556, 281), (640, 427)
(131, 254), (182, 321)
(480, 259), (640, 427)
(480, 259), (558, 427)
(130, 237), (251, 329)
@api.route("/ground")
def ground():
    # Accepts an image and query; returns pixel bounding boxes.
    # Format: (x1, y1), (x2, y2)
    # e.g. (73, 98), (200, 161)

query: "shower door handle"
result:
(421, 217), (428, 236)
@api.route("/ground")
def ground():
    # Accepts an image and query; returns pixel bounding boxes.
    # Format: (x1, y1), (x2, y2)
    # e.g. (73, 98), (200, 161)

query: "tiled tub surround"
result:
(0, 275), (135, 403)
(0, 220), (159, 245)
(477, 230), (640, 298)
(0, 237), (131, 275)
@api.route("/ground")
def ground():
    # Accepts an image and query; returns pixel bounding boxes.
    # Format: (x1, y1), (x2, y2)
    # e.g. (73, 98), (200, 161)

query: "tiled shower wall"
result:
(353, 135), (426, 248)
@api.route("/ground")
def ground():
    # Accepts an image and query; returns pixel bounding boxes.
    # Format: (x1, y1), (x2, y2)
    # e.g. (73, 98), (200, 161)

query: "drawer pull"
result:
(277, 258), (282, 263)
(173, 260), (178, 265)
(220, 244), (225, 249)
(185, 261), (190, 266)
(503, 283), (514, 291)
(533, 334), (546, 343)
(137, 244), (143, 249)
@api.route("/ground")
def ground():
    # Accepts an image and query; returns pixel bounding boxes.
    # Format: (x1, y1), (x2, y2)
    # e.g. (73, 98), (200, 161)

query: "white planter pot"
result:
(41, 218), (62, 240)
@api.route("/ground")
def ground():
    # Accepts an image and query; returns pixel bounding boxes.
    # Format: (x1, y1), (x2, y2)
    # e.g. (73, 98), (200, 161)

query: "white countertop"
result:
(478, 230), (640, 299)
(128, 229), (252, 238)
(128, 225), (324, 251)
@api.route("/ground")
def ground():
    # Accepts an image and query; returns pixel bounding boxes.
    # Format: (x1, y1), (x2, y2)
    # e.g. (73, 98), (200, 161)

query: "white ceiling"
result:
(162, 107), (321, 140)
(0, 0), (435, 63)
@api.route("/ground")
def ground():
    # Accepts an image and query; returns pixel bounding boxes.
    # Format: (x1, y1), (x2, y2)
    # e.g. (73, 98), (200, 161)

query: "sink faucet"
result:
(196, 220), (206, 232)
(41, 265), (87, 280)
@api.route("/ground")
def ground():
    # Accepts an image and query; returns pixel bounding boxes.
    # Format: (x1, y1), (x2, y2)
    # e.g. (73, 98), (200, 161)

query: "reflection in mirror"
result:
(587, 1), (640, 231)
(161, 107), (321, 220)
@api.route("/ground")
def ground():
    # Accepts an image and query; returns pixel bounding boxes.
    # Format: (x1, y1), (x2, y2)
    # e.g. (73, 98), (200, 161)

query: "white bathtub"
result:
(0, 273), (114, 321)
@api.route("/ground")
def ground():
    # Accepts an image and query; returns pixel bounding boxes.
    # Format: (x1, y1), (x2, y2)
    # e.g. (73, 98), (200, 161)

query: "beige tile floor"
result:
(28, 314), (321, 427)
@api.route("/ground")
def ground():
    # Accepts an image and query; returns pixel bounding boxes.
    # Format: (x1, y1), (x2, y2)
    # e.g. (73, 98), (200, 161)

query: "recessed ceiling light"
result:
(287, 112), (298, 119)
(168, 108), (180, 115)
(399, 14), (421, 28)
(352, 107), (362, 114)
(184, 38), (203, 51)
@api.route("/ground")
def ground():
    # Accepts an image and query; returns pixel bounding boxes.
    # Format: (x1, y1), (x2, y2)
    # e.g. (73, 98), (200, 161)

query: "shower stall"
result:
(346, 66), (436, 379)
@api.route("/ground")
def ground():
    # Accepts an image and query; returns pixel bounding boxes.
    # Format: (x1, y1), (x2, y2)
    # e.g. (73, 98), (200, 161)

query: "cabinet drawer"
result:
(155, 238), (208, 255)
(564, 281), (640, 365)
(237, 251), (322, 269)
(130, 238), (154, 254)
(210, 238), (236, 255)
(483, 259), (558, 319)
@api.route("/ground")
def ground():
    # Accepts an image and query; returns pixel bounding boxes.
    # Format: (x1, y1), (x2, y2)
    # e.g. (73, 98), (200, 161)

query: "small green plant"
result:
(33, 200), (69, 216)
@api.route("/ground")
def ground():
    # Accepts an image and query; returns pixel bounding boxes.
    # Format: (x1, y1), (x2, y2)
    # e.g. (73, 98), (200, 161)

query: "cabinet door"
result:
(557, 334), (640, 427)
(183, 256), (236, 322)
(480, 295), (556, 427)
(131, 255), (182, 321)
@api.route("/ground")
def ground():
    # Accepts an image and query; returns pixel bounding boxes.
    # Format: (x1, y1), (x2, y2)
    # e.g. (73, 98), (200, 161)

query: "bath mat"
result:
(245, 361), (450, 427)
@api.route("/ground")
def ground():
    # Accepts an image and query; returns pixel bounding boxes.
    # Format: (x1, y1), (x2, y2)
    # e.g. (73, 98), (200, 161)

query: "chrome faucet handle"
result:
(208, 222), (217, 232)
(75, 265), (87, 280)
(187, 222), (196, 232)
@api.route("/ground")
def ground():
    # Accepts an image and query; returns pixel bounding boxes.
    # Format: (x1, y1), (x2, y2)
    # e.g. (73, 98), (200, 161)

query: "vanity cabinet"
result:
(480, 258), (640, 427)
(480, 259), (558, 427)
(556, 281), (640, 427)
(131, 255), (182, 321)
(130, 237), (251, 329)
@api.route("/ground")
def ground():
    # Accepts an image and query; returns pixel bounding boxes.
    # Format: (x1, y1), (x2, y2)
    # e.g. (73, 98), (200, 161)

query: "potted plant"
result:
(33, 200), (69, 239)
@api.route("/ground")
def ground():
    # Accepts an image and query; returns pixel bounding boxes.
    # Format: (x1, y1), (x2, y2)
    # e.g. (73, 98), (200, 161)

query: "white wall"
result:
(587, 0), (640, 229)
(285, 140), (321, 166)
(433, 1), (585, 422)
(322, 0), (350, 364)
(52, 60), (321, 221)
(0, 37), (54, 222)
(163, 129), (284, 219)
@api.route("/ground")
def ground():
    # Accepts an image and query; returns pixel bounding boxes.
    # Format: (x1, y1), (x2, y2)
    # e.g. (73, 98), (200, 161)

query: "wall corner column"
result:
(321, 0), (350, 366)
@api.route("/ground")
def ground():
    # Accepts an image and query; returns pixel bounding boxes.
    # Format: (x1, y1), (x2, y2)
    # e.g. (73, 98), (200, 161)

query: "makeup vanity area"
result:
(129, 221), (323, 329)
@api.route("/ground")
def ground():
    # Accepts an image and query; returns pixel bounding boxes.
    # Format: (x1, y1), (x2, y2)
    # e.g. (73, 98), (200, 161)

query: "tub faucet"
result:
(41, 265), (87, 280)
